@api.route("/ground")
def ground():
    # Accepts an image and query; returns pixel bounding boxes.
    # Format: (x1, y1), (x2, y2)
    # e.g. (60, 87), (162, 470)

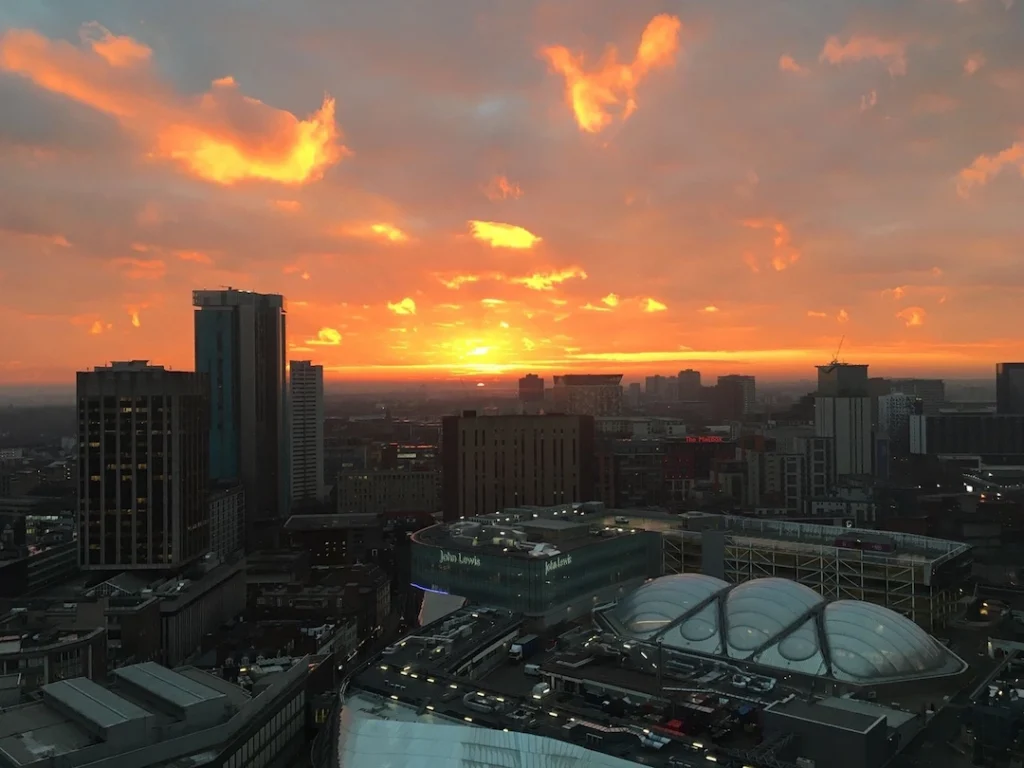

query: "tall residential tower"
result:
(289, 360), (325, 504)
(193, 289), (287, 546)
(77, 361), (209, 570)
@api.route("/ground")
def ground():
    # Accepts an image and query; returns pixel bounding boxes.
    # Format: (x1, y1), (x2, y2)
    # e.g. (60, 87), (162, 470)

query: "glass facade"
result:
(410, 532), (661, 615)
(195, 307), (240, 483)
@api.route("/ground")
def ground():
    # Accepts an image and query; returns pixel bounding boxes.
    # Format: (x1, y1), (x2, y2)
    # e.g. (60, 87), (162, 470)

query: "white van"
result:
(524, 663), (541, 676)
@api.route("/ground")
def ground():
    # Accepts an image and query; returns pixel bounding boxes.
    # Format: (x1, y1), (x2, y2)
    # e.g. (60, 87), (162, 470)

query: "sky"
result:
(1, 0), (1023, 384)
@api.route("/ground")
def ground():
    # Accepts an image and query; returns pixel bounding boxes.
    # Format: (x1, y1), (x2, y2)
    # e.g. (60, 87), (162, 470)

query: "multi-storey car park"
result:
(660, 513), (973, 632)
(314, 587), (973, 768)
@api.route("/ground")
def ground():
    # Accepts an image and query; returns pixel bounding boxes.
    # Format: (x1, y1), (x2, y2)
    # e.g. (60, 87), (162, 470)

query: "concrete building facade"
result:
(440, 413), (596, 520)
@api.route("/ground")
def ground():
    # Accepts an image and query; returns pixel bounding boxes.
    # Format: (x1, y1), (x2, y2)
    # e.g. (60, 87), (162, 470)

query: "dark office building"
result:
(517, 373), (545, 402)
(194, 289), (287, 547)
(997, 363), (1024, 415)
(441, 412), (596, 520)
(552, 374), (623, 416)
(913, 413), (1024, 464)
(77, 362), (209, 570)
(677, 369), (702, 400)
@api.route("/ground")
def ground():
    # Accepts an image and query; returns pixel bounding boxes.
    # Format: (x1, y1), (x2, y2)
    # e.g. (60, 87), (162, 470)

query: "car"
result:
(614, 516), (630, 525)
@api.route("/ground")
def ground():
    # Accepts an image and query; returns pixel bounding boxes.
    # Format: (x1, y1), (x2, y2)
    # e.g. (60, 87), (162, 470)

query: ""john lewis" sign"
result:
(440, 550), (482, 567)
(544, 554), (573, 575)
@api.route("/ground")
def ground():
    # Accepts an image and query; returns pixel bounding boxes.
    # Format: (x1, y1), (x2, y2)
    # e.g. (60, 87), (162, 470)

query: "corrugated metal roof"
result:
(43, 678), (151, 730)
(114, 662), (224, 710)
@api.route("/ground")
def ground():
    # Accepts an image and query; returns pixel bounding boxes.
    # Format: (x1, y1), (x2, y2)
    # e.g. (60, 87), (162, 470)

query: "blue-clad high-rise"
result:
(194, 289), (287, 548)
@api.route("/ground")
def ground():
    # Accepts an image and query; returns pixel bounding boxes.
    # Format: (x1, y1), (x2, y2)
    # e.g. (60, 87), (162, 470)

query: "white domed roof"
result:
(824, 601), (951, 682)
(725, 578), (824, 658)
(602, 574), (966, 683)
(608, 573), (729, 638)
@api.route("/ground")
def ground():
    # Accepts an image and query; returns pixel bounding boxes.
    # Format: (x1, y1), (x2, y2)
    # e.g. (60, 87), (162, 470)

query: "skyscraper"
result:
(77, 361), (208, 570)
(717, 374), (756, 415)
(814, 363), (872, 479)
(289, 360), (324, 504)
(552, 374), (623, 416)
(997, 363), (1024, 415)
(677, 369), (702, 400)
(517, 373), (545, 402)
(193, 289), (287, 545)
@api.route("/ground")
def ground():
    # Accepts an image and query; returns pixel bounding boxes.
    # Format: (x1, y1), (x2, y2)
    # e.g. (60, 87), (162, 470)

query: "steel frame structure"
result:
(661, 519), (969, 632)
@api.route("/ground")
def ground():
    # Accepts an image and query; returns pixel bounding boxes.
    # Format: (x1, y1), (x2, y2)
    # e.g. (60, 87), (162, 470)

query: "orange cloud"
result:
(0, 26), (346, 185)
(272, 199), (301, 213)
(79, 23), (151, 68)
(819, 35), (908, 76)
(307, 327), (342, 345)
(964, 54), (985, 75)
(701, 305), (720, 313)
(778, 55), (808, 75)
(896, 307), (926, 327)
(741, 218), (800, 270)
(540, 14), (682, 133)
(370, 223), (409, 242)
(175, 250), (213, 265)
(387, 298), (417, 316)
(882, 286), (906, 299)
(510, 266), (588, 291)
(71, 315), (112, 335)
(468, 220), (541, 249)
(480, 298), (506, 307)
(742, 252), (760, 273)
(127, 307), (142, 327)
(111, 257), (166, 280)
(807, 310), (828, 318)
(602, 293), (620, 307)
(581, 303), (611, 312)
(837, 308), (850, 323)
(439, 273), (485, 290)
(643, 298), (668, 313)
(956, 141), (1024, 197)
(484, 175), (522, 201)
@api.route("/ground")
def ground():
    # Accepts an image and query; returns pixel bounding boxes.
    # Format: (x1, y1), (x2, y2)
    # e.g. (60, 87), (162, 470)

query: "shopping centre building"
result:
(409, 505), (662, 626)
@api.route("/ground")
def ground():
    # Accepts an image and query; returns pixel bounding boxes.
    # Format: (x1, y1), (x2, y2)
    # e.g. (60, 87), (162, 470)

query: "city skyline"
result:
(2, 1), (1024, 383)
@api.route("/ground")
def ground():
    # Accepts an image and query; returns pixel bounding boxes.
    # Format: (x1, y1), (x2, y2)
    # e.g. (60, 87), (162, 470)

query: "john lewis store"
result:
(410, 517), (661, 626)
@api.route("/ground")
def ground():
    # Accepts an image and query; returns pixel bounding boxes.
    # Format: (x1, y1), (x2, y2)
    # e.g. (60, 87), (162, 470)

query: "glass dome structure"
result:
(603, 574), (965, 683)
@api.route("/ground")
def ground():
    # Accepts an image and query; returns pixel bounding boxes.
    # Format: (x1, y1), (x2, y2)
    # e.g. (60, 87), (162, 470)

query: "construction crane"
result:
(824, 335), (845, 370)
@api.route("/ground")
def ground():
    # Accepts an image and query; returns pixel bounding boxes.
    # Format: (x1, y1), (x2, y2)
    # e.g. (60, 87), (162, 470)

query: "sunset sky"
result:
(1, 0), (1023, 384)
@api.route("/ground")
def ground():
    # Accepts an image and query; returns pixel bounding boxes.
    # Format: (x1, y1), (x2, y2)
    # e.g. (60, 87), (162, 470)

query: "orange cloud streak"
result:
(484, 175), (523, 200)
(602, 293), (620, 307)
(387, 298), (417, 316)
(819, 35), (908, 76)
(0, 26), (346, 185)
(307, 327), (342, 346)
(742, 218), (800, 270)
(956, 141), (1024, 197)
(510, 266), (588, 291)
(111, 257), (166, 280)
(468, 220), (541, 249)
(643, 298), (668, 313)
(541, 14), (682, 133)
(896, 306), (926, 327)
(778, 55), (808, 75)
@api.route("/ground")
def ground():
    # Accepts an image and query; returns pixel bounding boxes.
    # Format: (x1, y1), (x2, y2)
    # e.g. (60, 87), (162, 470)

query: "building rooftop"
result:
(673, 513), (970, 566)
(344, 596), (962, 768)
(284, 513), (380, 531)
(0, 658), (296, 768)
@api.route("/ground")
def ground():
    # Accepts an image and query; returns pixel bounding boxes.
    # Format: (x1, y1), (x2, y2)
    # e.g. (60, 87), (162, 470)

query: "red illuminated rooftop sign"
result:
(685, 435), (725, 443)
